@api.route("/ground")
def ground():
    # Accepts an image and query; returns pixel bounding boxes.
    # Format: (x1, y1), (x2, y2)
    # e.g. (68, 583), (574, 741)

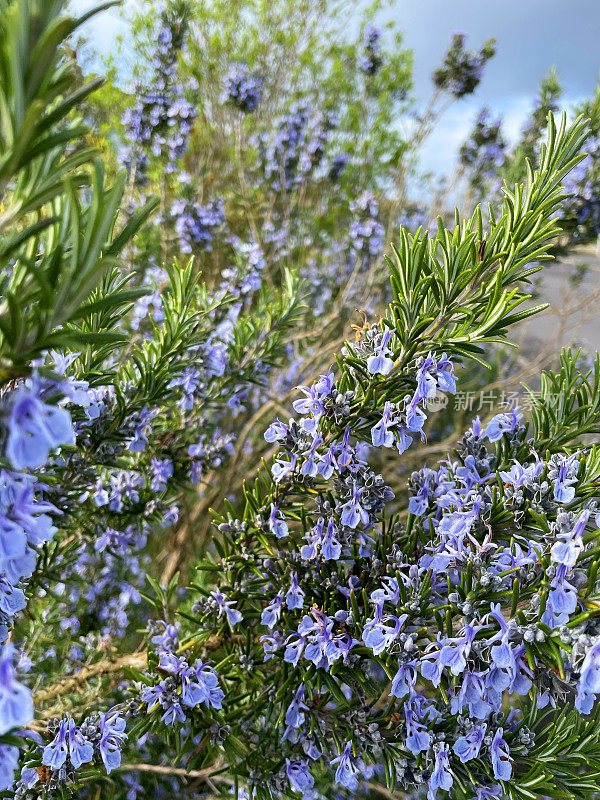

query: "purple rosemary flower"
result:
(4, 383), (75, 470)
(268, 504), (289, 539)
(433, 33), (495, 99)
(285, 684), (308, 729)
(321, 517), (342, 560)
(150, 620), (179, 653)
(490, 727), (512, 781)
(428, 743), (453, 800)
(371, 402), (395, 447)
(211, 589), (243, 626)
(300, 436), (323, 477)
(390, 662), (418, 699)
(404, 694), (433, 755)
(0, 743), (18, 791)
(264, 419), (288, 443)
(358, 23), (383, 76)
(440, 624), (478, 676)
(420, 638), (446, 687)
(367, 329), (394, 375)
(221, 64), (262, 113)
(414, 352), (456, 401)
(484, 407), (522, 442)
(43, 717), (94, 770)
(127, 406), (155, 452)
(142, 680), (186, 726)
(330, 741), (365, 791)
(301, 517), (341, 561)
(450, 670), (492, 720)
(272, 454), (297, 483)
(551, 509), (589, 567)
(286, 571), (305, 610)
(261, 592), (283, 629)
(550, 452), (580, 503)
(67, 718), (94, 769)
(98, 712), (127, 774)
(339, 483), (370, 528)
(181, 661), (225, 710)
(0, 643), (32, 735)
(576, 641), (600, 713)
(286, 759), (314, 794)
(42, 718), (69, 769)
(362, 611), (406, 655)
(453, 723), (486, 762)
(150, 458), (174, 492)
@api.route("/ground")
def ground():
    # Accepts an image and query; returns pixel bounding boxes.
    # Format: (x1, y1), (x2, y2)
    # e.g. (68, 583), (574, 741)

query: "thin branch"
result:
(118, 761), (233, 785)
(34, 652), (147, 705)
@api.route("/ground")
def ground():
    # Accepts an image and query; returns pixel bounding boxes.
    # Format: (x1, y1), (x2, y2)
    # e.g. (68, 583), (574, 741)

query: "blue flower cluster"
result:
(171, 197), (225, 253)
(0, 644), (32, 737)
(54, 519), (149, 641)
(0, 378), (74, 638)
(140, 652), (224, 725)
(189, 315), (600, 799)
(189, 319), (468, 795)
(433, 33), (496, 99)
(258, 103), (337, 191)
(358, 23), (383, 76)
(221, 64), (262, 113)
(122, 9), (195, 173)
(14, 710), (127, 795)
(0, 644), (31, 791)
(4, 380), (74, 471)
(218, 239), (266, 300)
(136, 622), (224, 726)
(9, 1), (597, 796)
(348, 192), (385, 257)
(0, 295), (271, 792)
(459, 108), (506, 188)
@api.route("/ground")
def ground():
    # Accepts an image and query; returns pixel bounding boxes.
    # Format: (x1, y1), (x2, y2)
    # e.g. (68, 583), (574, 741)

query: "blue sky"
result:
(394, 0), (600, 174)
(74, 0), (600, 177)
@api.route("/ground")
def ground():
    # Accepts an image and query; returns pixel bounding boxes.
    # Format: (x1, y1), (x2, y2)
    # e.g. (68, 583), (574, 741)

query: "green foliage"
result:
(513, 702), (600, 799)
(0, 0), (156, 373)
(527, 348), (600, 451)
(577, 78), (600, 134)
(228, 269), (306, 375)
(340, 113), (588, 427)
(501, 68), (563, 186)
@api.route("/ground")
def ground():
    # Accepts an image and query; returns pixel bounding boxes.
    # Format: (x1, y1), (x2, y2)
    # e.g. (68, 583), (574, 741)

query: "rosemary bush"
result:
(2, 2), (600, 800)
